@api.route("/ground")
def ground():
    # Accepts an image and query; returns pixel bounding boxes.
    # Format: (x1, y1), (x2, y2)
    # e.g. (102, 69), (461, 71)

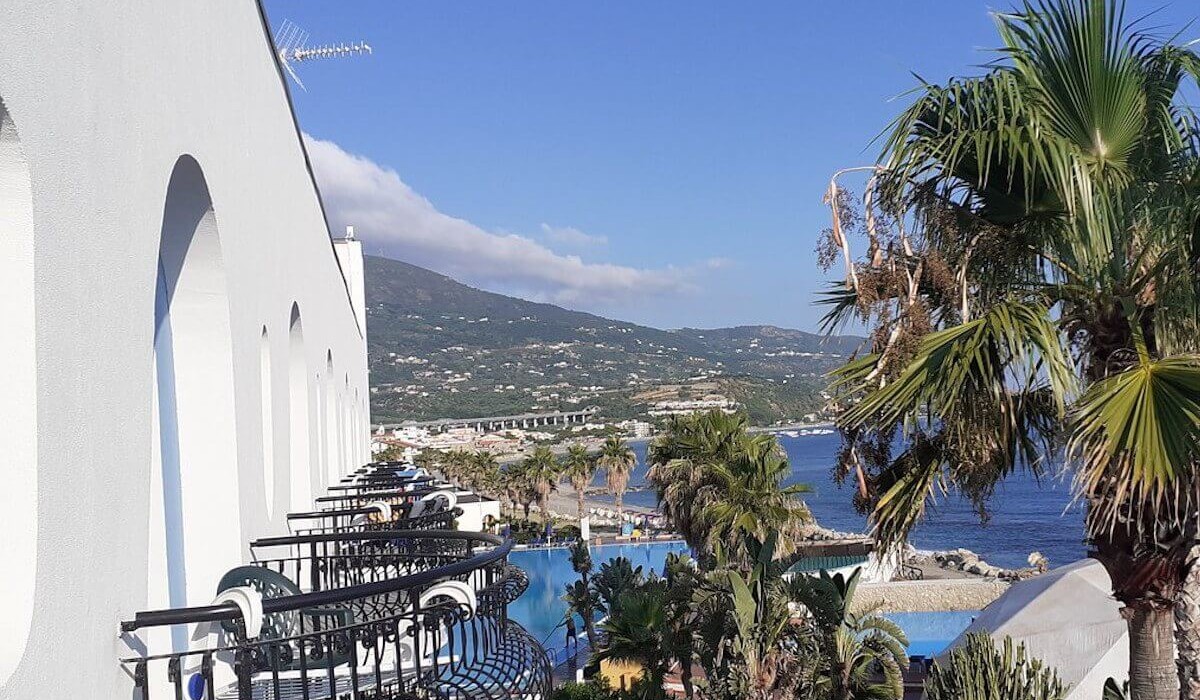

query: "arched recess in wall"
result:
(151, 155), (240, 614)
(340, 374), (351, 474)
(325, 352), (338, 484)
(287, 304), (313, 510)
(353, 387), (362, 469)
(259, 327), (275, 518)
(0, 95), (37, 686)
(362, 394), (371, 467)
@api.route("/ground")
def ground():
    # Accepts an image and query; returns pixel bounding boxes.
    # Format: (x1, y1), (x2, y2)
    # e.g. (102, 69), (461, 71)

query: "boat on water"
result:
(777, 427), (837, 437)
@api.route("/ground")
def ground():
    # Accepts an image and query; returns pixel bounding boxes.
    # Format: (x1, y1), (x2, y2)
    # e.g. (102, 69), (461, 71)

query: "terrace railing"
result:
(287, 503), (458, 536)
(120, 464), (551, 700)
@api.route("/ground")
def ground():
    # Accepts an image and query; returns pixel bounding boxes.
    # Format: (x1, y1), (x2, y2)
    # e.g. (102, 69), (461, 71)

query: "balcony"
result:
(120, 463), (551, 699)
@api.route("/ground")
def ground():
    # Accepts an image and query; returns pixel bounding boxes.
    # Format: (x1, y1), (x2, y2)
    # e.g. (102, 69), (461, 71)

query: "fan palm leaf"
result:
(1071, 353), (1200, 534)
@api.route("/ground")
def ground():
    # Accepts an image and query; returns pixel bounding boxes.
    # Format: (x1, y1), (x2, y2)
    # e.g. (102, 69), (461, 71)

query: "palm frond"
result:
(1070, 353), (1200, 534)
(835, 298), (1074, 429)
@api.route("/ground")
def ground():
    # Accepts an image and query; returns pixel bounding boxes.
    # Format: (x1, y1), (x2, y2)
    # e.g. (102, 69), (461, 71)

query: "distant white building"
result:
(648, 396), (738, 416)
(0, 3), (370, 697)
(617, 419), (654, 438)
(392, 425), (432, 443)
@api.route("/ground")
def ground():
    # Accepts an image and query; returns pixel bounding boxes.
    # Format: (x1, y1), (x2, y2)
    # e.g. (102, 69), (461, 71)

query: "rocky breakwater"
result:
(924, 548), (1046, 581)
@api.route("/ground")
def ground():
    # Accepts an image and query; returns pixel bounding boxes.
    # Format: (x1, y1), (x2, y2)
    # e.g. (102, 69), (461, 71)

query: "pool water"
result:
(883, 611), (978, 658)
(509, 541), (689, 661)
(508, 542), (978, 663)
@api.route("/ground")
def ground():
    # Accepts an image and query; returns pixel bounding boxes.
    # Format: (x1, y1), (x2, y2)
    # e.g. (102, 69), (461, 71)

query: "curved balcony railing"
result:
(287, 502), (459, 536)
(122, 459), (547, 700)
(120, 530), (551, 699)
(327, 470), (440, 494)
(314, 486), (444, 506)
(248, 530), (489, 599)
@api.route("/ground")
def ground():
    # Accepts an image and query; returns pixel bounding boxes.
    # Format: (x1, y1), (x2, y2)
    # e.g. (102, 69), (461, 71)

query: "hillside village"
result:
(364, 254), (860, 428)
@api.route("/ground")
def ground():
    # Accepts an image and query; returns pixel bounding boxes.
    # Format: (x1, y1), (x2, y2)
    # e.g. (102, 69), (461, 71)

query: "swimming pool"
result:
(883, 610), (978, 658)
(508, 541), (690, 662)
(508, 543), (977, 663)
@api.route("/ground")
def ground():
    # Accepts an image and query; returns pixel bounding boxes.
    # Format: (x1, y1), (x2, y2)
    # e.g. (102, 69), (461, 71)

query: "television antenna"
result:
(274, 19), (372, 91)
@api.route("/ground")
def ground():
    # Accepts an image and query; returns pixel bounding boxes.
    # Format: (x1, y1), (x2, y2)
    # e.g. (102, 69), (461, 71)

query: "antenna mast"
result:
(274, 19), (372, 91)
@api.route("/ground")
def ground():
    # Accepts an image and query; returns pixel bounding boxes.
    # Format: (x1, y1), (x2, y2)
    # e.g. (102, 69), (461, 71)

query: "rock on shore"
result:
(923, 548), (1041, 581)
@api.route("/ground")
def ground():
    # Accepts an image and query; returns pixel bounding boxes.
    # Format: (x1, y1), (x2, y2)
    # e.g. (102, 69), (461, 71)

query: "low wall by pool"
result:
(855, 579), (1010, 613)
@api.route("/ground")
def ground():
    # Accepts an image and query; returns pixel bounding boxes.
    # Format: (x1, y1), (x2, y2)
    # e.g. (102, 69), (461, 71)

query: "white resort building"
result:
(0, 2), (548, 699)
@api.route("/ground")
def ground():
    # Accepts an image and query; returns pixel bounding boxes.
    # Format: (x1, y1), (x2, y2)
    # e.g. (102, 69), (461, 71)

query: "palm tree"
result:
(562, 443), (597, 522)
(695, 533), (819, 700)
(522, 445), (561, 521)
(648, 411), (812, 564)
(662, 552), (701, 700)
(592, 557), (645, 617)
(470, 451), (501, 499)
(819, 3), (1200, 697)
(698, 439), (813, 567)
(595, 588), (670, 698)
(563, 581), (600, 652)
(647, 411), (760, 549)
(564, 540), (599, 648)
(413, 448), (439, 474)
(500, 462), (531, 519)
(788, 568), (908, 700)
(597, 436), (637, 521)
(440, 448), (472, 484)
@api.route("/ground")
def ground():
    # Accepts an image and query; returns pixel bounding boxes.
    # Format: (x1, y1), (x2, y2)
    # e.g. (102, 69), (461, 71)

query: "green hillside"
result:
(364, 254), (862, 425)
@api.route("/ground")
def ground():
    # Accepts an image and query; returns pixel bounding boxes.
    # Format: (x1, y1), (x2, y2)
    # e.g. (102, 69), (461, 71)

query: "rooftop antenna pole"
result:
(273, 18), (372, 92)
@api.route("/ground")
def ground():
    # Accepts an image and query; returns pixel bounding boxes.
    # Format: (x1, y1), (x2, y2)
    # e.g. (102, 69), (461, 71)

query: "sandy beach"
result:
(535, 485), (658, 522)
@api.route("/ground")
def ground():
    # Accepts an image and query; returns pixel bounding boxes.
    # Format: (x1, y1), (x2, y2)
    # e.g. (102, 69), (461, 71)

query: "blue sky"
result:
(264, 1), (1198, 331)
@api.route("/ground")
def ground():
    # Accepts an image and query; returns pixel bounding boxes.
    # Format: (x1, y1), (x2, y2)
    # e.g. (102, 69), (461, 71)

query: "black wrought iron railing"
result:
(316, 487), (444, 504)
(248, 530), (489, 599)
(325, 476), (440, 494)
(287, 503), (458, 536)
(121, 530), (551, 699)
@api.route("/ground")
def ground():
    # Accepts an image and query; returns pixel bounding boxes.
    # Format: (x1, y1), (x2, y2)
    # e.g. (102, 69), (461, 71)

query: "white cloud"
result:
(540, 223), (608, 248)
(305, 135), (714, 307)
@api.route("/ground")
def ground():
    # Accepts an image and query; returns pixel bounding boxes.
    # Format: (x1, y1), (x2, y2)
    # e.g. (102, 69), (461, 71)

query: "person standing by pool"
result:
(565, 613), (578, 652)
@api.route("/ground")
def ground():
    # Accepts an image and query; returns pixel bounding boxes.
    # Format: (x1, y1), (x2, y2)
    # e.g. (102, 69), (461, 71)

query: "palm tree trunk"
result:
(1127, 603), (1179, 700)
(1176, 545), (1200, 699)
(680, 657), (694, 700)
(583, 613), (597, 650)
(577, 489), (585, 522)
(615, 491), (623, 521)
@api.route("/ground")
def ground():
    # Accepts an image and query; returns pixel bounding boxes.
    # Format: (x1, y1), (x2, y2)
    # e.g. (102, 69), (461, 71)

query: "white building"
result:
(0, 3), (370, 698)
(648, 396), (738, 416)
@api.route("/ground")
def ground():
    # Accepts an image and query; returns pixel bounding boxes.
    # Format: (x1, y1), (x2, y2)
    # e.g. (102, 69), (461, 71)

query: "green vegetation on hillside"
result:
(364, 254), (859, 424)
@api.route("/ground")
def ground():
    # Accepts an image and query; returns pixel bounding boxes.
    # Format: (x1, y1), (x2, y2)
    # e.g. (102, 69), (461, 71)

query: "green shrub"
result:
(925, 633), (1066, 700)
(551, 680), (618, 700)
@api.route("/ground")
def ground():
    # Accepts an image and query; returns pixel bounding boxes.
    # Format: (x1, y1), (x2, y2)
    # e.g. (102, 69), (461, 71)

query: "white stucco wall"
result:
(458, 498), (503, 533)
(0, 1), (370, 697)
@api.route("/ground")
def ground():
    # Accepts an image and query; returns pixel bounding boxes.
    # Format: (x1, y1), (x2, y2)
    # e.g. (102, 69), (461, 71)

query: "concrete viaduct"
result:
(375, 407), (598, 433)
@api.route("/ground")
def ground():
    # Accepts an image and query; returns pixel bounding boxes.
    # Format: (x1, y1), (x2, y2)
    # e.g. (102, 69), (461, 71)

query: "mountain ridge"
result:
(364, 254), (861, 424)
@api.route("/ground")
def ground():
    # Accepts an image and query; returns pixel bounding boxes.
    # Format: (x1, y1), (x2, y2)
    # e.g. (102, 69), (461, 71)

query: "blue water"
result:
(509, 542), (978, 662)
(509, 541), (689, 661)
(884, 611), (978, 658)
(594, 433), (1087, 570)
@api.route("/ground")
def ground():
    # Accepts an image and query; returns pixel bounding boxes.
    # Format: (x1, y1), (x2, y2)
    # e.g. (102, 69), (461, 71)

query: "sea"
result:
(592, 431), (1087, 570)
